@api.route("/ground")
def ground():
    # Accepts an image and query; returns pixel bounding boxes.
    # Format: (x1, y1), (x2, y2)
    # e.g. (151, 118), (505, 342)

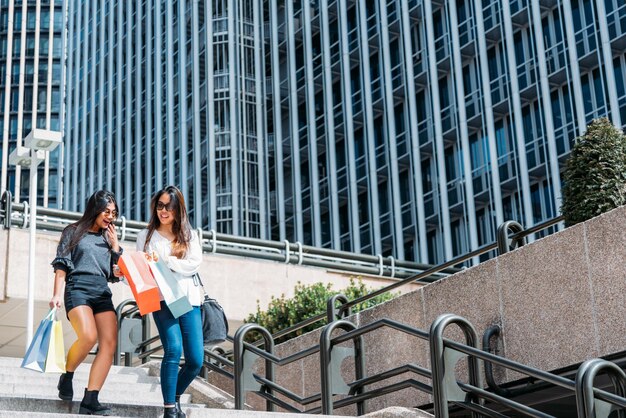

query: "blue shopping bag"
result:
(21, 309), (55, 372)
(149, 258), (192, 319)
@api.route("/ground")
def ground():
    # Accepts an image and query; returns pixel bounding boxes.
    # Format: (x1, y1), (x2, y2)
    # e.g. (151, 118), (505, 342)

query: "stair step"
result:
(0, 408), (349, 418)
(0, 383), (191, 404)
(184, 409), (344, 417)
(0, 392), (196, 407)
(0, 395), (188, 418)
(0, 357), (152, 378)
(0, 412), (128, 418)
(0, 369), (158, 385)
(0, 357), (222, 417)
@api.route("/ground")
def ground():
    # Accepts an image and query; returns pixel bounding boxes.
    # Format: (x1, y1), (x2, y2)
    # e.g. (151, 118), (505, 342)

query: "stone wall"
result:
(225, 205), (626, 413)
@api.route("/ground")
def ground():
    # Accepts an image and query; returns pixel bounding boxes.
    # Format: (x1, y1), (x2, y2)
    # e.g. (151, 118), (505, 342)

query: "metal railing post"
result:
(118, 215), (127, 242)
(429, 314), (483, 418)
(296, 241), (303, 264)
(234, 323), (275, 411)
(283, 240), (290, 263)
(1, 191), (12, 229)
(326, 293), (350, 323)
(114, 299), (139, 366)
(496, 220), (525, 254)
(482, 324), (514, 397)
(575, 359), (626, 418)
(320, 319), (366, 415)
(22, 201), (29, 228)
(209, 229), (217, 253)
(141, 313), (150, 364)
(388, 256), (395, 278)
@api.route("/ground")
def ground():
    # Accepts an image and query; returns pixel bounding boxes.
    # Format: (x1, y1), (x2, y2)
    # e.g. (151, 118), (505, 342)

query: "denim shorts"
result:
(64, 275), (114, 318)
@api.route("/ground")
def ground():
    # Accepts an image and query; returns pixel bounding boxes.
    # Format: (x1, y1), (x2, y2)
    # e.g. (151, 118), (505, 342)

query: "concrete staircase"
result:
(0, 357), (432, 417)
(0, 356), (205, 417)
(0, 356), (261, 417)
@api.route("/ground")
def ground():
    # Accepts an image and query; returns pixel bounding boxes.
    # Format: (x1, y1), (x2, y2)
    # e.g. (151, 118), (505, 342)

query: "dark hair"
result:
(64, 190), (119, 253)
(144, 185), (192, 258)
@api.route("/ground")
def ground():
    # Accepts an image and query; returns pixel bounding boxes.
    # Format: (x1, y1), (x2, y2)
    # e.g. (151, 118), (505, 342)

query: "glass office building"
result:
(64, 0), (626, 264)
(0, 0), (65, 207)
(63, 0), (265, 235)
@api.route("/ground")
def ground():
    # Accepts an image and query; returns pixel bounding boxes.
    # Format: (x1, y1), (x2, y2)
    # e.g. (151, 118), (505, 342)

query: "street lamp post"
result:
(8, 129), (62, 349)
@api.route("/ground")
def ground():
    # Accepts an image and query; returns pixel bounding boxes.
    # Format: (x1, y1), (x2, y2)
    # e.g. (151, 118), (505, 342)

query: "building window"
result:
(581, 68), (608, 122)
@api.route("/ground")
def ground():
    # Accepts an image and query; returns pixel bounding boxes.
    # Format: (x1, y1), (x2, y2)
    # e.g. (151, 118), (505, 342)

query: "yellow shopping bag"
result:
(44, 312), (66, 373)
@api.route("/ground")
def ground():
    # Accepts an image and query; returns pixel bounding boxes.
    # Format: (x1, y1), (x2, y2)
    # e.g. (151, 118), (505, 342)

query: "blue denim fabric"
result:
(152, 301), (203, 404)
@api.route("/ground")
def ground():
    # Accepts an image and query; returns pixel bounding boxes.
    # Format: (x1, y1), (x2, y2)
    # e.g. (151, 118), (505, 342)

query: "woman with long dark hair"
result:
(136, 186), (203, 418)
(50, 190), (124, 415)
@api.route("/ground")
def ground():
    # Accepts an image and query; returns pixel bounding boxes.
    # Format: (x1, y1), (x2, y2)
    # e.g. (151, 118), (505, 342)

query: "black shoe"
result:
(57, 373), (74, 401)
(78, 389), (111, 416)
(174, 395), (186, 418)
(163, 406), (178, 418)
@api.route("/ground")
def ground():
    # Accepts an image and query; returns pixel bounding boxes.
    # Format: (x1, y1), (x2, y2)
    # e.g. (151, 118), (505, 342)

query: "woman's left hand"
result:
(106, 223), (120, 252)
(112, 264), (124, 278)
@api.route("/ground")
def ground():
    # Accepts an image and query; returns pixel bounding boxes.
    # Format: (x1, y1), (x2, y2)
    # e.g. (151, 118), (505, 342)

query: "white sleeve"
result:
(136, 229), (148, 252)
(165, 231), (202, 276)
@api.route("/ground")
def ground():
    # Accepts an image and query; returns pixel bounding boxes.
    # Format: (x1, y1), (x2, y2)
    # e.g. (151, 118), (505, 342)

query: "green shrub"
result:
(561, 117), (626, 226)
(243, 278), (397, 343)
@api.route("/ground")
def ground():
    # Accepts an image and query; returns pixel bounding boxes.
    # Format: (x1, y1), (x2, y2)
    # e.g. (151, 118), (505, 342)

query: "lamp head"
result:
(23, 129), (62, 152)
(8, 148), (45, 168)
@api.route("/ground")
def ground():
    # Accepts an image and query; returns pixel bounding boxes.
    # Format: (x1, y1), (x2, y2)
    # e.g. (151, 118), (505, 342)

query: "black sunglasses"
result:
(156, 201), (175, 211)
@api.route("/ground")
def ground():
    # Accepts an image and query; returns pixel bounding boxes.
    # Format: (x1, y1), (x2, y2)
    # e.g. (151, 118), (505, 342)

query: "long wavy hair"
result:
(64, 190), (119, 253)
(144, 186), (192, 259)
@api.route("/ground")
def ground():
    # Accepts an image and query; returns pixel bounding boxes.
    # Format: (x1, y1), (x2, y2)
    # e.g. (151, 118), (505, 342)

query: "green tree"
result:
(244, 278), (397, 343)
(561, 117), (626, 226)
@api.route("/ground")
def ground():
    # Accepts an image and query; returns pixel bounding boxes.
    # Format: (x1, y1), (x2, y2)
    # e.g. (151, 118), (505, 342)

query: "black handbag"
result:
(194, 274), (228, 345)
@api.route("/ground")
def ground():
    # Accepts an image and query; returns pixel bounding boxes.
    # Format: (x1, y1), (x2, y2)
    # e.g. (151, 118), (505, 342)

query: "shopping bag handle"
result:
(45, 308), (57, 321)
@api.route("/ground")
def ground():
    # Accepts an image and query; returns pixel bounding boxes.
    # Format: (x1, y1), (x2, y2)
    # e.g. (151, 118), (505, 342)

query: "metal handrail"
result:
(0, 197), (458, 280)
(230, 314), (626, 417)
(113, 211), (616, 416)
(114, 300), (152, 366)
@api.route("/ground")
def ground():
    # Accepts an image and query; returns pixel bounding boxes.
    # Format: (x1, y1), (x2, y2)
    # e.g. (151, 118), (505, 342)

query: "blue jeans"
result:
(152, 301), (204, 405)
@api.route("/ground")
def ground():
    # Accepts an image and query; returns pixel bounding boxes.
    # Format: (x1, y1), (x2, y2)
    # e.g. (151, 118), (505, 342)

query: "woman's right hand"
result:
(144, 251), (159, 262)
(49, 294), (63, 309)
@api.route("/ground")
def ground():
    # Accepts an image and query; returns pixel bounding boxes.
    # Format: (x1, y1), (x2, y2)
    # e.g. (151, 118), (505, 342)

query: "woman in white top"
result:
(136, 186), (203, 418)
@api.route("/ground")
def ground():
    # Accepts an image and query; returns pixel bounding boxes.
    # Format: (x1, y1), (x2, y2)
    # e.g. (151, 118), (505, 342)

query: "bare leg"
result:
(66, 306), (98, 372)
(87, 311), (117, 390)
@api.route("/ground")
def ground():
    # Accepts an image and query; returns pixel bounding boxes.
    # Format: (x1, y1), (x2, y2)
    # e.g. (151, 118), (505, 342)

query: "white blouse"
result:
(136, 228), (204, 306)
